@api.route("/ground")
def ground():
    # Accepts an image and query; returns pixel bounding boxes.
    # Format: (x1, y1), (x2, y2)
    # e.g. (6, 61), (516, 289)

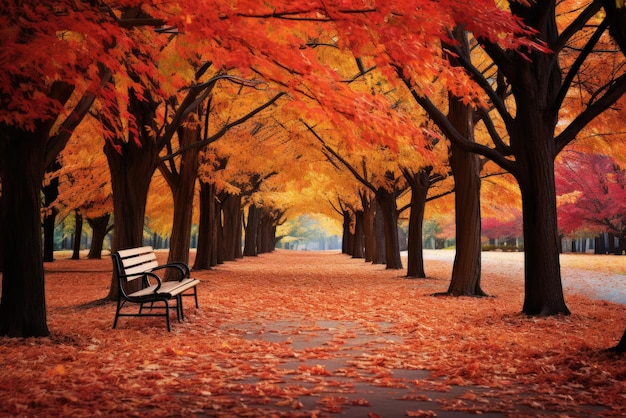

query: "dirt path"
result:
(0, 249), (625, 417)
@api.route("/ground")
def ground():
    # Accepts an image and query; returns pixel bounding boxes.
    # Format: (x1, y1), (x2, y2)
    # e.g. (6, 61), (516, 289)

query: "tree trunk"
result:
(341, 209), (352, 255)
(257, 209), (275, 254)
(515, 113), (570, 316)
(104, 138), (160, 300)
(447, 143), (485, 296)
(194, 181), (217, 269)
(220, 193), (241, 261)
(235, 207), (243, 259)
(506, 1), (569, 316)
(87, 214), (111, 259)
(363, 196), (377, 262)
(373, 203), (386, 264)
(0, 129), (49, 337)
(0, 195), (3, 272)
(405, 169), (431, 278)
(444, 26), (485, 296)
(161, 125), (201, 270)
(352, 210), (365, 259)
(244, 203), (260, 256)
(376, 186), (402, 269)
(71, 210), (83, 260)
(42, 161), (61, 263)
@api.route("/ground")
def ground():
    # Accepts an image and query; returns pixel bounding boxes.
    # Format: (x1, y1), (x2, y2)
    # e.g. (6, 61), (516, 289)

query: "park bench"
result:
(112, 246), (200, 331)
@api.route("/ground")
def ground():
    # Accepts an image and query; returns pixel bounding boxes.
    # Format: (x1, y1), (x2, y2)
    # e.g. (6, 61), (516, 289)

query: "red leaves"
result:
(0, 251), (625, 416)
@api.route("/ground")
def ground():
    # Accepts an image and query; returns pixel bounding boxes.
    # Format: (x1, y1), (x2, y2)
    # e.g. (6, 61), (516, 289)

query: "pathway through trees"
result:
(0, 250), (624, 416)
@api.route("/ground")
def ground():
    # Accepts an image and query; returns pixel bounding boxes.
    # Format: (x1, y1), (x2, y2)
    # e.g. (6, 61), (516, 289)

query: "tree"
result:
(409, 1), (626, 315)
(0, 1), (136, 337)
(53, 115), (115, 259)
(556, 151), (626, 252)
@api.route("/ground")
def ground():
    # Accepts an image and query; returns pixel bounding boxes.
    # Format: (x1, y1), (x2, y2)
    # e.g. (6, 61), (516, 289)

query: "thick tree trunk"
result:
(104, 138), (159, 299)
(71, 210), (83, 260)
(447, 144), (485, 296)
(0, 129), (49, 337)
(444, 26), (485, 296)
(405, 169), (431, 278)
(514, 112), (570, 316)
(87, 214), (111, 259)
(519, 197), (569, 314)
(244, 203), (260, 256)
(504, 1), (570, 316)
(376, 186), (402, 269)
(0, 195), (3, 272)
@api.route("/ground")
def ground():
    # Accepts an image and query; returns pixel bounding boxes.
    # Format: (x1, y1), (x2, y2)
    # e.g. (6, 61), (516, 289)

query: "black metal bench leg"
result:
(177, 295), (184, 321)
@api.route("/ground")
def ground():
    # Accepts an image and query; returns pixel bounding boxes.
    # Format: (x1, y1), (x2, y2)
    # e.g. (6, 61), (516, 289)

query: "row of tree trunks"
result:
(342, 196), (388, 265)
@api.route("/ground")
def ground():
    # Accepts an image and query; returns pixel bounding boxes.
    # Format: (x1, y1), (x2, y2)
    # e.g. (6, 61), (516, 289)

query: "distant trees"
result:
(556, 151), (626, 254)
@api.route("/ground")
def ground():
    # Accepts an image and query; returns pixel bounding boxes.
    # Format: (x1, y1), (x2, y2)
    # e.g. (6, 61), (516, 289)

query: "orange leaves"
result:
(1, 250), (625, 416)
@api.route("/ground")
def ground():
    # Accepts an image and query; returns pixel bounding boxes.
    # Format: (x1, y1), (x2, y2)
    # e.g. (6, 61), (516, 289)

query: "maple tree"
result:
(4, 0), (626, 341)
(556, 150), (626, 251)
(0, 1), (147, 337)
(405, 0), (626, 315)
(52, 115), (114, 259)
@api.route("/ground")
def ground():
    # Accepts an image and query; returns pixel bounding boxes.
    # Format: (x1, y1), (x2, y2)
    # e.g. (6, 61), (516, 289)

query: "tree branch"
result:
(555, 72), (626, 154)
(160, 92), (285, 161)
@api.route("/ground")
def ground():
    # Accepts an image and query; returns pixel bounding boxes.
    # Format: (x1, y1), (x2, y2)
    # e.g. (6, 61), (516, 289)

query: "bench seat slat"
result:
(120, 252), (157, 265)
(123, 261), (160, 278)
(117, 246), (154, 258)
(129, 278), (200, 299)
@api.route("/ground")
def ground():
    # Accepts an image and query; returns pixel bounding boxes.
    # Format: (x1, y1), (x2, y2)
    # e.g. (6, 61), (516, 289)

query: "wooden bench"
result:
(112, 246), (200, 331)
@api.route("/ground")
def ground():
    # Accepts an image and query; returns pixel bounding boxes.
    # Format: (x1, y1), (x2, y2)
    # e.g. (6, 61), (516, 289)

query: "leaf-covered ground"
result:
(0, 249), (625, 417)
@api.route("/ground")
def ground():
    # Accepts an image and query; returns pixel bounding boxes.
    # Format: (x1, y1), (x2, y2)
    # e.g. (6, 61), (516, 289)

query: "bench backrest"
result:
(114, 246), (159, 282)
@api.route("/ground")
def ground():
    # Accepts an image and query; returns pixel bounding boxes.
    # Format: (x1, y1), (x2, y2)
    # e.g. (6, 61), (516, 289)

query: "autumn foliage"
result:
(0, 251), (624, 417)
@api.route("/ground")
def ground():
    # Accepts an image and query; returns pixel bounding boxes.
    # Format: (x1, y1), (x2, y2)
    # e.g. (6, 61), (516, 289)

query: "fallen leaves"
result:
(0, 250), (624, 416)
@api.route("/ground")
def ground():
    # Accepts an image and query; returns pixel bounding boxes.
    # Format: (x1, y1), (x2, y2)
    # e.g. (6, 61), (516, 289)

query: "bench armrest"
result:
(119, 270), (164, 293)
(151, 262), (189, 281)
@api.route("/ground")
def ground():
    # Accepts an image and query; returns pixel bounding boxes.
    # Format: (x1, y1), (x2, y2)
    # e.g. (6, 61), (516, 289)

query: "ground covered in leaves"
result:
(0, 249), (625, 417)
